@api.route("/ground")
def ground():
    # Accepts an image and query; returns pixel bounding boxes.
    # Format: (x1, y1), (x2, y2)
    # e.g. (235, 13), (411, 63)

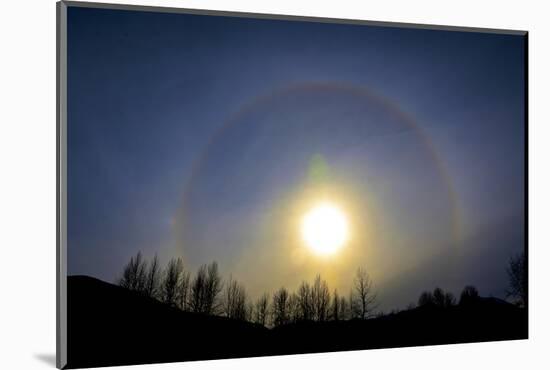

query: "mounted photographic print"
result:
(56, 1), (528, 368)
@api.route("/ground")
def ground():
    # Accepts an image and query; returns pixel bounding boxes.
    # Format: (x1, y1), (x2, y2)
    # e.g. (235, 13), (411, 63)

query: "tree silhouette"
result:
(144, 254), (160, 299)
(339, 296), (350, 320)
(419, 288), (455, 308)
(245, 300), (255, 323)
(109, 251), (523, 359)
(331, 289), (343, 321)
(75, 250), (531, 368)
(115, 256), (393, 325)
(288, 293), (300, 323)
(418, 291), (434, 307)
(506, 252), (527, 308)
(223, 276), (247, 320)
(160, 257), (185, 307)
(253, 293), (270, 326)
(115, 256), (399, 325)
(177, 269), (190, 310)
(190, 262), (223, 314)
(189, 264), (207, 313)
(118, 251), (147, 293)
(311, 275), (330, 321)
(296, 281), (313, 321)
(433, 287), (446, 307)
(351, 267), (377, 319)
(459, 285), (480, 305)
(272, 287), (291, 326)
(205, 262), (223, 314)
(444, 292), (456, 307)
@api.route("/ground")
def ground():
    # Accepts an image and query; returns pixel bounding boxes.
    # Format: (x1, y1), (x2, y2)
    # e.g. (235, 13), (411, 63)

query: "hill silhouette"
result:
(66, 275), (527, 369)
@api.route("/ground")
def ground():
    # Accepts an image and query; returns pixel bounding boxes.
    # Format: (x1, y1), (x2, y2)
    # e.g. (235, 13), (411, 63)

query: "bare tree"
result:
(420, 288), (455, 308)
(444, 292), (456, 307)
(506, 252), (527, 307)
(223, 276), (247, 320)
(190, 262), (223, 314)
(331, 289), (342, 321)
(339, 296), (349, 320)
(144, 254), (160, 299)
(204, 262), (223, 315)
(178, 269), (190, 311)
(245, 300), (255, 323)
(330, 289), (351, 321)
(118, 251), (147, 293)
(253, 293), (270, 326)
(459, 285), (480, 305)
(272, 287), (291, 326)
(311, 275), (330, 322)
(296, 281), (313, 321)
(190, 264), (207, 313)
(351, 267), (377, 319)
(160, 257), (184, 307)
(288, 293), (300, 323)
(418, 291), (434, 307)
(433, 287), (446, 307)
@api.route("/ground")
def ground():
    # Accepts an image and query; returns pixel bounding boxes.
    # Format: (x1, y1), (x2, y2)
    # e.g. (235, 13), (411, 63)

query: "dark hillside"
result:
(67, 276), (270, 368)
(270, 299), (526, 354)
(66, 276), (527, 368)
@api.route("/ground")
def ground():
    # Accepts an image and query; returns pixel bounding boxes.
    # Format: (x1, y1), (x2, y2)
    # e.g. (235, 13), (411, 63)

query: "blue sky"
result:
(67, 6), (525, 310)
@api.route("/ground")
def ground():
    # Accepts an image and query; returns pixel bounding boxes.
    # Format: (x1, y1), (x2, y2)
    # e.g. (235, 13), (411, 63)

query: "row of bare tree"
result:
(119, 253), (223, 315)
(416, 252), (527, 309)
(118, 251), (527, 326)
(269, 267), (377, 326)
(117, 252), (378, 326)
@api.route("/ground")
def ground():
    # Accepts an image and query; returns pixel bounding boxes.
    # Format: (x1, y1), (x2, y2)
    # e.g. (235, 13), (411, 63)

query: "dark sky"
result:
(67, 6), (525, 311)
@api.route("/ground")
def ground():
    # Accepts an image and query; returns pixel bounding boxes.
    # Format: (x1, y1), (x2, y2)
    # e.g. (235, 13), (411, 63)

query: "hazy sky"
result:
(67, 6), (525, 311)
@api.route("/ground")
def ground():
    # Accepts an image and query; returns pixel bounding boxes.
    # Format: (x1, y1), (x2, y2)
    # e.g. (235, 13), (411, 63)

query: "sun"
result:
(301, 202), (349, 255)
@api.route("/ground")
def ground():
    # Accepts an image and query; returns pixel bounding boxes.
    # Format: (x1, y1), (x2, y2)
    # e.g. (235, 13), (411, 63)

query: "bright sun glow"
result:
(301, 202), (349, 255)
